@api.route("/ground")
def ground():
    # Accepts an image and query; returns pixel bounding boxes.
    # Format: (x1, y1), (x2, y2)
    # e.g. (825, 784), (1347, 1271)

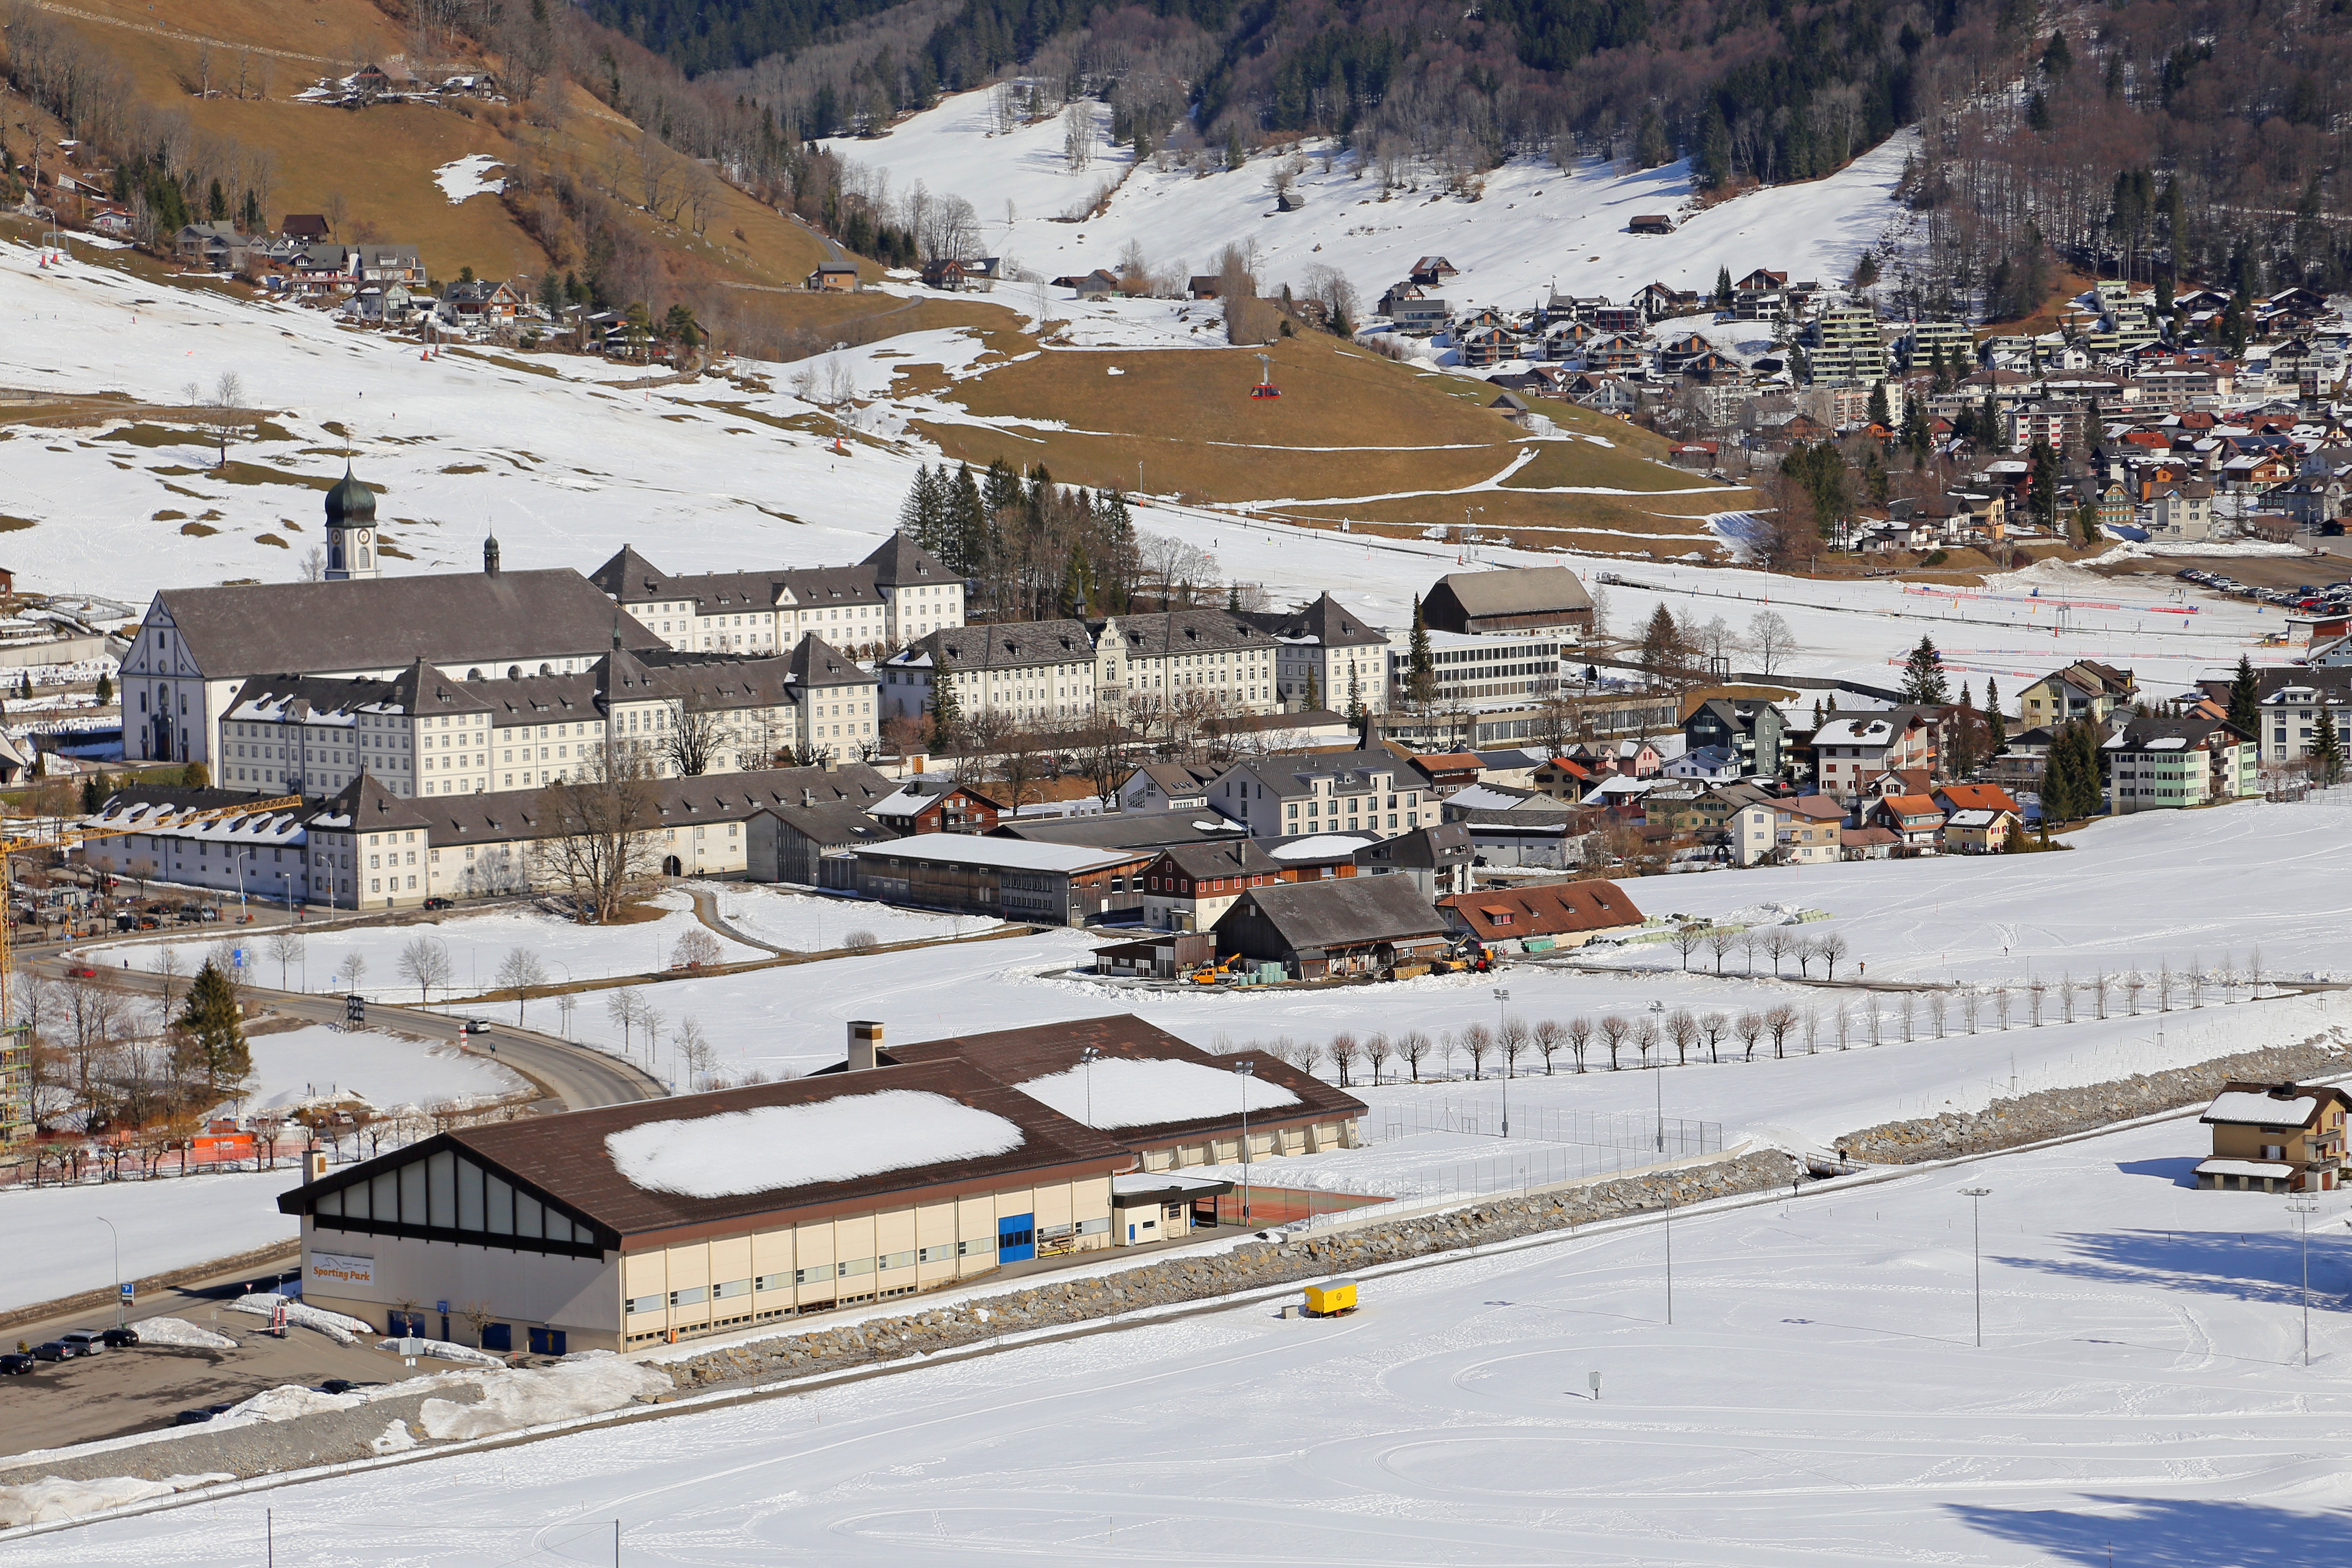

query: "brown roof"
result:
(285, 1059), (1133, 1240)
(886, 1013), (1367, 1145)
(1438, 878), (1644, 942)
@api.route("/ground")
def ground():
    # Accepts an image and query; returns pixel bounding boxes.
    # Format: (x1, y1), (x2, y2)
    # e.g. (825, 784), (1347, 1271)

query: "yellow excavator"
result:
(1187, 952), (1249, 985)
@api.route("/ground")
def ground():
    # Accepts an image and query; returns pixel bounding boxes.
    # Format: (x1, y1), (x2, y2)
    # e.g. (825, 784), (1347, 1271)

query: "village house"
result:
(1139, 839), (1286, 931)
(1938, 807), (2018, 853)
(1212, 875), (1451, 980)
(1810, 711), (1937, 802)
(1434, 878), (1642, 953)
(2017, 662), (2135, 729)
(1730, 795), (1844, 866)
(2196, 1082), (2349, 1192)
(1351, 823), (1474, 900)
(868, 777), (1005, 836)
(1118, 762), (1219, 815)
(2104, 715), (2257, 809)
(1863, 793), (1945, 851)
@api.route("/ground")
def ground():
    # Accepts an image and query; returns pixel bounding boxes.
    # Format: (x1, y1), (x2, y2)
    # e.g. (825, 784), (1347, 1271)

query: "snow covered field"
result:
(0, 1171), (298, 1314)
(92, 892), (760, 1002)
(0, 227), (2288, 705)
(824, 92), (1910, 318)
(697, 882), (986, 950)
(19, 1112), (2349, 1566)
(243, 1024), (529, 1113)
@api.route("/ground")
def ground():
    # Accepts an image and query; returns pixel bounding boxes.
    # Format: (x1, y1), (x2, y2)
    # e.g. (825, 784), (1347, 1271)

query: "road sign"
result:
(435, 1300), (450, 1315)
(119, 1283), (134, 1303)
(345, 993), (366, 1028)
(231, 948), (245, 968)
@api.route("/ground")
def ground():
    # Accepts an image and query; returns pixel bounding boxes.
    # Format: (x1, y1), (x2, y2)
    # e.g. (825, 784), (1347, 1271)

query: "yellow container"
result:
(1302, 1279), (1357, 1316)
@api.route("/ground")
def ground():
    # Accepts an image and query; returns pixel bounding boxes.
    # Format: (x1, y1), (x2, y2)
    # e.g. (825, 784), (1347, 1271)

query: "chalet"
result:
(1409, 257), (1459, 286)
(1529, 756), (1598, 800)
(1938, 807), (2017, 853)
(2197, 1081), (2349, 1192)
(921, 257), (969, 291)
(2017, 661), (2135, 728)
(1631, 282), (1701, 321)
(1729, 795), (1844, 866)
(280, 213), (331, 242)
(1212, 875), (1450, 980)
(1392, 297), (1450, 334)
(1666, 441), (1719, 469)
(1058, 269), (1121, 299)
(1352, 823), (1474, 900)
(438, 277), (521, 326)
(869, 777), (1005, 836)
(1735, 269), (1789, 295)
(1190, 276), (1225, 300)
(807, 264), (859, 291)
(1626, 214), (1674, 235)
(1436, 878), (1642, 953)
(175, 222), (256, 273)
(1459, 325), (1518, 369)
(1864, 793), (1945, 851)
(1140, 839), (1286, 931)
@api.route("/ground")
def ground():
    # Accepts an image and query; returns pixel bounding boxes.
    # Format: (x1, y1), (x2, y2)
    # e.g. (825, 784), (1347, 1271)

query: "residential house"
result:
(1139, 839), (1287, 931)
(1864, 793), (1945, 851)
(1810, 712), (1936, 802)
(1211, 875), (1452, 980)
(1730, 795), (1844, 865)
(1118, 763), (1219, 815)
(1683, 697), (1785, 778)
(175, 222), (256, 272)
(1664, 746), (1740, 784)
(2150, 484), (2215, 540)
(2196, 1081), (2349, 1192)
(807, 264), (858, 291)
(2258, 675), (2352, 771)
(1208, 749), (1438, 839)
(1939, 808), (2017, 853)
(1932, 782), (2022, 819)
(1459, 326), (1517, 368)
(868, 777), (1005, 836)
(2105, 714), (2257, 808)
(1435, 878), (1644, 953)
(1352, 823), (1474, 900)
(281, 214), (332, 242)
(1529, 755), (1601, 801)
(1409, 257), (1458, 287)
(2017, 662), (2135, 729)
(438, 277), (521, 329)
(1841, 824), (1902, 859)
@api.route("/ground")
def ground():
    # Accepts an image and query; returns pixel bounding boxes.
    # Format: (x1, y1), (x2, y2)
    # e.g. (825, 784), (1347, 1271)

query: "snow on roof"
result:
(1944, 809), (2002, 827)
(2195, 1157), (2294, 1178)
(1815, 717), (1896, 746)
(1016, 1057), (1301, 1130)
(850, 832), (1139, 873)
(1269, 833), (1375, 860)
(2202, 1090), (2318, 1126)
(604, 1090), (1025, 1197)
(1111, 1171), (1231, 1196)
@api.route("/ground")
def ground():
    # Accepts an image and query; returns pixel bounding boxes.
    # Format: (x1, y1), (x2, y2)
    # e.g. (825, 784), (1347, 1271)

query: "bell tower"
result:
(323, 463), (380, 581)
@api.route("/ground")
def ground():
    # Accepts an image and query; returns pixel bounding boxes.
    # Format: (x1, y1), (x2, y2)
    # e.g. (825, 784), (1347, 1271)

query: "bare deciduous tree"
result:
(1565, 1016), (1592, 1073)
(534, 746), (660, 923)
(1735, 1011), (1764, 1061)
(1666, 1008), (1699, 1066)
(494, 946), (548, 1021)
(671, 928), (723, 969)
(397, 936), (452, 1003)
(1597, 1014), (1631, 1070)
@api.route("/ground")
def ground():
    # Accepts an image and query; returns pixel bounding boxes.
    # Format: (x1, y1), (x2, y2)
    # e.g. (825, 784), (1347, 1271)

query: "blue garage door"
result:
(998, 1213), (1036, 1264)
(527, 1326), (568, 1356)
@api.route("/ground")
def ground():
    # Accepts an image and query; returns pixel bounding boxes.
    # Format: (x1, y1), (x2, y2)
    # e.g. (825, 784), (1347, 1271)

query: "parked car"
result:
(0, 1353), (35, 1375)
(173, 1402), (236, 1426)
(58, 1330), (106, 1356)
(100, 1326), (141, 1348)
(30, 1341), (80, 1362)
(422, 897), (454, 911)
(458, 1019), (493, 1036)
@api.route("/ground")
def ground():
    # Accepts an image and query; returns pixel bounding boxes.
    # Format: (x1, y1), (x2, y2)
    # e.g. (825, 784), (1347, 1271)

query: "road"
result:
(28, 945), (666, 1112)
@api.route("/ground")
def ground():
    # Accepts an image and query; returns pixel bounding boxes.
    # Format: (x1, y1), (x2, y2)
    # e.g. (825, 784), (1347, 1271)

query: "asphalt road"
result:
(29, 944), (666, 1112)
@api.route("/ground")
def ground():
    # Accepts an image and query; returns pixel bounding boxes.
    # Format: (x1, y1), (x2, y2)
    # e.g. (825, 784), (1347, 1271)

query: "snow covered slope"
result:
(825, 95), (1910, 310)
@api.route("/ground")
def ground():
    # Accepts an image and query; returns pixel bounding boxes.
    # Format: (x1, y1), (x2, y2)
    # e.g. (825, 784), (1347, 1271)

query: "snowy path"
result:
(18, 1115), (2349, 1565)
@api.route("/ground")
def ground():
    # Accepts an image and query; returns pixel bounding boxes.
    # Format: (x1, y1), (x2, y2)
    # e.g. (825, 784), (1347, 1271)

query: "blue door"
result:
(998, 1213), (1035, 1263)
(527, 1326), (567, 1356)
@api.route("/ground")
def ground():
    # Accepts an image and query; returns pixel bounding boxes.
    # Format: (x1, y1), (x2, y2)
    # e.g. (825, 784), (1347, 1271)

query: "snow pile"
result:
(132, 1316), (236, 1350)
(416, 1354), (671, 1442)
(225, 1292), (373, 1345)
(223, 1384), (364, 1422)
(379, 1336), (505, 1368)
(0, 1471), (231, 1527)
(1015, 1057), (1302, 1130)
(432, 154), (504, 204)
(369, 1420), (419, 1455)
(605, 1090), (1026, 1197)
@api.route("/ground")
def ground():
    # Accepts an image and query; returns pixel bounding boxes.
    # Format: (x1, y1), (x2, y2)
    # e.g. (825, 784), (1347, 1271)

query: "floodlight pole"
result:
(1492, 987), (1510, 1137)
(2289, 1197), (2320, 1365)
(1079, 1045), (1102, 1128)
(1960, 1187), (1991, 1347)
(1235, 1059), (1256, 1224)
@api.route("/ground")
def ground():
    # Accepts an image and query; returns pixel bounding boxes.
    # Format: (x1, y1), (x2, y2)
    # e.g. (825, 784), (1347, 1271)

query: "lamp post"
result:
(1492, 987), (1511, 1137)
(1235, 1059), (1256, 1225)
(1078, 1046), (1102, 1128)
(1649, 999), (1666, 1152)
(1960, 1186), (1991, 1347)
(96, 1214), (122, 1328)
(2289, 1197), (2319, 1365)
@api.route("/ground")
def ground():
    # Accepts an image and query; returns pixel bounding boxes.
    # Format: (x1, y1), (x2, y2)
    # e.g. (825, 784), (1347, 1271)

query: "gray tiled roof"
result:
(156, 569), (662, 680)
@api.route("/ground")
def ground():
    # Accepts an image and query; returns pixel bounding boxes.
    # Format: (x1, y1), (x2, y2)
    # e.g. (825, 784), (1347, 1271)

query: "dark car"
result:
(172, 1402), (236, 1426)
(100, 1326), (140, 1348)
(30, 1341), (78, 1362)
(0, 1353), (34, 1375)
(423, 897), (454, 911)
(317, 1378), (358, 1395)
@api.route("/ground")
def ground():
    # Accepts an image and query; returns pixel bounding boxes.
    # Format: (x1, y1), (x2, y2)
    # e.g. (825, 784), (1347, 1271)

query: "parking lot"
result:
(2103, 550), (2352, 597)
(2, 1263), (486, 1457)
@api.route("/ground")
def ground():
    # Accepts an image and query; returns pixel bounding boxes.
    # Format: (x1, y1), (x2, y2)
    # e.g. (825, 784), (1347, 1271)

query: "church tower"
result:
(323, 463), (380, 581)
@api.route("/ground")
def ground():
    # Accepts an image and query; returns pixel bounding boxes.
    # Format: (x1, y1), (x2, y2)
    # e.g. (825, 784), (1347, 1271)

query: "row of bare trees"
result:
(1664, 922), (1853, 980)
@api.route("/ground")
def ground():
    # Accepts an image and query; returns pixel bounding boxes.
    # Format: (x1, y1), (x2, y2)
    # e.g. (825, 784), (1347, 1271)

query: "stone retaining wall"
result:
(1839, 1029), (2352, 1163)
(661, 1148), (1804, 1394)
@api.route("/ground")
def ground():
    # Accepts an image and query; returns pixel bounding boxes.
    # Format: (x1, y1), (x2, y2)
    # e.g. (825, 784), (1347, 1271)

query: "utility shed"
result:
(1212, 874), (1450, 979)
(276, 1060), (1132, 1352)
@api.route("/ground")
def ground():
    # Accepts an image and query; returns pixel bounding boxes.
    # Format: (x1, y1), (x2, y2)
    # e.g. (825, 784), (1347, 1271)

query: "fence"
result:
(1375, 1097), (1724, 1158)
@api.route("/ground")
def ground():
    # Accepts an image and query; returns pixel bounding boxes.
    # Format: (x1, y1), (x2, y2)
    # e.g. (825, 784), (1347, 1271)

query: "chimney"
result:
(306, 1149), (328, 1182)
(847, 1020), (883, 1072)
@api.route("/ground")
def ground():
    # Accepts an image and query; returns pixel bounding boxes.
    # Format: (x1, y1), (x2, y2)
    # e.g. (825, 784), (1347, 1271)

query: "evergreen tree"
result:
(2028, 437), (2060, 529)
(927, 658), (962, 750)
(1948, 682), (1981, 777)
(1406, 595), (1436, 708)
(1900, 635), (1948, 704)
(2227, 654), (2262, 734)
(2317, 710), (2344, 787)
(1984, 676), (2006, 753)
(95, 671), (111, 705)
(1639, 604), (1684, 679)
(1979, 389), (2006, 452)
(2038, 716), (2104, 821)
(1305, 664), (1321, 711)
(1901, 392), (1932, 458)
(951, 462), (988, 576)
(174, 959), (250, 1096)
(1714, 265), (1734, 308)
(1866, 380), (1892, 429)
(2040, 28), (2073, 75)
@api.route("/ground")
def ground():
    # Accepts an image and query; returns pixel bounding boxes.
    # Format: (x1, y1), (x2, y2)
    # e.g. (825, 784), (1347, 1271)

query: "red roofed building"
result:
(1437, 879), (1645, 952)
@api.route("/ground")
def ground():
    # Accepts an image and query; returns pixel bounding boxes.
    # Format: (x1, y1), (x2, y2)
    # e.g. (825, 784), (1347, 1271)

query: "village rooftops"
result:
(1437, 879), (1643, 943)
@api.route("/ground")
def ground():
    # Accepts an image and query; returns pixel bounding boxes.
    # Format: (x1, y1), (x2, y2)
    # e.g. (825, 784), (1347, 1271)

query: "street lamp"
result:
(1959, 1186), (1991, 1347)
(2289, 1197), (2320, 1365)
(1492, 987), (1511, 1137)
(1649, 999), (1666, 1152)
(95, 1214), (122, 1329)
(1235, 1059), (1256, 1225)
(1078, 1046), (1103, 1128)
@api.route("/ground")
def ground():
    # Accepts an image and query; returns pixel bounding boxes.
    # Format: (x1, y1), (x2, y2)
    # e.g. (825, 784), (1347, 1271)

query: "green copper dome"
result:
(325, 464), (377, 526)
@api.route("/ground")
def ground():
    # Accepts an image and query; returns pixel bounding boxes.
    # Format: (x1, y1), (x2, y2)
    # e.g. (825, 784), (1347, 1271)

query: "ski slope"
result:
(16, 1112), (2350, 1566)
(825, 92), (1911, 314)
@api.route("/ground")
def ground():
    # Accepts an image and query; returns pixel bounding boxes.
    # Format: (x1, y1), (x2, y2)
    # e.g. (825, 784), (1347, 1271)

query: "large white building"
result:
(591, 533), (963, 656)
(880, 610), (1283, 730)
(1244, 593), (1390, 714)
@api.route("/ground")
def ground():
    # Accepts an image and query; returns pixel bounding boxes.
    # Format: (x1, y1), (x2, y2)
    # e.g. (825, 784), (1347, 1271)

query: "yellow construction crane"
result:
(0, 796), (303, 1017)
